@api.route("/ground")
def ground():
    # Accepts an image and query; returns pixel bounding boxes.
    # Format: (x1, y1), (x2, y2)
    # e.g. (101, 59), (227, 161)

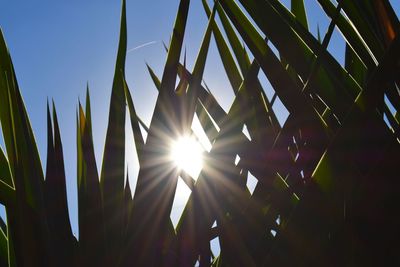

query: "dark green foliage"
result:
(0, 0), (399, 266)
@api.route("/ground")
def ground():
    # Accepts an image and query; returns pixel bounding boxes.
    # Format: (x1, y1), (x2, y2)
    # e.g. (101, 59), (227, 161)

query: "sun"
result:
(170, 135), (204, 178)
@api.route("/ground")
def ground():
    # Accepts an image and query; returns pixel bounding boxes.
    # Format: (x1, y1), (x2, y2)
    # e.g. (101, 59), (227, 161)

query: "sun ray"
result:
(170, 135), (204, 179)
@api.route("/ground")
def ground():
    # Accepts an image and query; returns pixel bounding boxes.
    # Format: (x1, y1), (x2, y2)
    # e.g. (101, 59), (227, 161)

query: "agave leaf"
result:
(395, 111), (400, 124)
(383, 104), (400, 138)
(148, 2), (218, 262)
(84, 86), (93, 140)
(304, 117), (399, 264)
(0, 147), (13, 189)
(0, 222), (8, 267)
(226, 0), (313, 78)
(0, 28), (50, 266)
(218, 0), (312, 116)
(317, 0), (376, 69)
(45, 102), (55, 182)
(206, 164), (258, 266)
(205, 0), (278, 132)
(345, 43), (367, 86)
(76, 109), (83, 192)
(180, 170), (195, 191)
(303, 3), (341, 91)
(228, 0), (363, 118)
(126, 1), (191, 266)
(343, 2), (383, 56)
(202, 0), (243, 93)
(123, 171), (132, 233)
(274, 33), (400, 265)
(161, 39), (233, 139)
(291, 0), (308, 30)
(146, 63), (161, 91)
(175, 61), (270, 266)
(219, 0), (349, 138)
(372, 0), (399, 45)
(278, 0), (309, 79)
(340, 0), (398, 57)
(49, 102), (73, 235)
(204, 0), (280, 141)
(177, 63), (225, 123)
(148, 60), (222, 146)
(99, 0), (127, 259)
(0, 147), (15, 206)
(0, 30), (17, 179)
(124, 79), (145, 164)
(385, 84), (400, 114)
(177, 63), (253, 148)
(214, 1), (251, 76)
(0, 28), (45, 212)
(184, 2), (216, 131)
(196, 101), (219, 143)
(77, 103), (106, 267)
(44, 102), (75, 266)
(0, 216), (5, 240)
(317, 24), (322, 43)
(275, 0), (363, 100)
(212, 254), (221, 267)
(159, 0), (190, 95)
(357, 34), (400, 113)
(178, 59), (284, 180)
(0, 180), (14, 207)
(4, 207), (15, 267)
(207, 63), (285, 266)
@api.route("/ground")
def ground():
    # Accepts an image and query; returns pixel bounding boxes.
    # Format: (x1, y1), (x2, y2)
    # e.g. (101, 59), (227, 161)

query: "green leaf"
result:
(204, 0), (280, 141)
(99, 0), (127, 260)
(291, 0), (308, 30)
(229, 0), (362, 118)
(0, 28), (45, 211)
(383, 104), (400, 137)
(339, 1), (384, 58)
(317, 24), (321, 43)
(373, 0), (399, 45)
(126, 1), (191, 266)
(123, 172), (132, 233)
(317, 0), (376, 69)
(0, 180), (14, 207)
(0, 29), (16, 179)
(214, 1), (251, 76)
(85, 86), (93, 140)
(177, 63), (235, 143)
(77, 103), (105, 266)
(0, 27), (48, 267)
(180, 170), (195, 191)
(0, 221), (8, 267)
(124, 79), (145, 164)
(44, 101), (75, 266)
(175, 62), (268, 266)
(159, 0), (190, 94)
(218, 0), (312, 115)
(202, 0), (243, 93)
(146, 63), (161, 91)
(0, 146), (13, 189)
(195, 101), (220, 143)
(184, 2), (217, 130)
(345, 43), (367, 86)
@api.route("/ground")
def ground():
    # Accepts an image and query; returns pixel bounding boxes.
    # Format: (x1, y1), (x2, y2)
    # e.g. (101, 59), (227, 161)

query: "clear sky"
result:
(1, 0), (399, 249)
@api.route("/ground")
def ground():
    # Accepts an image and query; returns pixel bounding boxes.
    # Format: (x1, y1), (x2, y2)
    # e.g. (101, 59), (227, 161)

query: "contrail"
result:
(127, 41), (158, 53)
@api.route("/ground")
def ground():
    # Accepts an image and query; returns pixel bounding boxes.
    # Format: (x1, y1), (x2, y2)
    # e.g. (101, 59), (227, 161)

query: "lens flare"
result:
(170, 136), (203, 178)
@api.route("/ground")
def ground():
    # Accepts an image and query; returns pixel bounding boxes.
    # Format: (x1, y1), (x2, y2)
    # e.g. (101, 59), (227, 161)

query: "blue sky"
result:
(1, 0), (399, 248)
